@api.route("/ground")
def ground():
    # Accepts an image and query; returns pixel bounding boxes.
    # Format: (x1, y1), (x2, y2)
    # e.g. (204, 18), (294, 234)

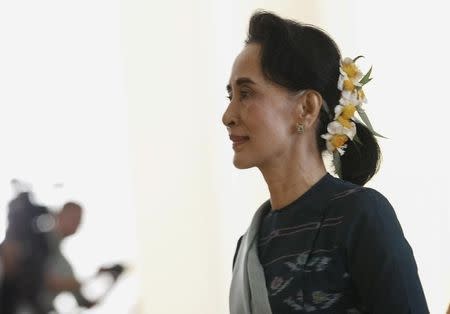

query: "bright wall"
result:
(123, 1), (449, 313)
(1, 0), (448, 313)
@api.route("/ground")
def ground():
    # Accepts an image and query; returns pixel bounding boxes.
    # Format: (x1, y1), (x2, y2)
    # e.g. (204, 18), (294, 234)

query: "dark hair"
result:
(246, 11), (381, 186)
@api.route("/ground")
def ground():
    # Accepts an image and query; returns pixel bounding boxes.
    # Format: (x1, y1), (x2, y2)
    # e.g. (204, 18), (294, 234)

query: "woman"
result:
(223, 11), (429, 314)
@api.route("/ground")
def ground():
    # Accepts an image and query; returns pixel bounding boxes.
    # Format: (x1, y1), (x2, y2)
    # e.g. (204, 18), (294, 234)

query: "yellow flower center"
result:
(330, 134), (348, 149)
(341, 104), (356, 120)
(342, 62), (359, 79)
(357, 89), (366, 101)
(343, 79), (355, 91)
(337, 117), (353, 129)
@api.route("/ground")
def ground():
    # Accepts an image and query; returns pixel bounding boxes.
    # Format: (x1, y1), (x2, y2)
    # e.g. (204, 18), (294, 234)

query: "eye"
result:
(239, 89), (251, 100)
(226, 88), (252, 102)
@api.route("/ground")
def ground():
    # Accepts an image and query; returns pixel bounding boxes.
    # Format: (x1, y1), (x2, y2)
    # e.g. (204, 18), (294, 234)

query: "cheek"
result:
(245, 102), (291, 140)
(244, 100), (270, 127)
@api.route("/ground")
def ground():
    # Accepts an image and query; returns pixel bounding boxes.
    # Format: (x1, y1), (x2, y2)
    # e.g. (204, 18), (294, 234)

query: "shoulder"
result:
(327, 184), (405, 238)
(350, 187), (396, 221)
(333, 186), (410, 255)
(334, 188), (428, 312)
(330, 183), (395, 219)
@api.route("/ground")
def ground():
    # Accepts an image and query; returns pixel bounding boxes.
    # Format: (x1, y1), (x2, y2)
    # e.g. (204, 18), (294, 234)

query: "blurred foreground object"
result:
(40, 203), (125, 312)
(81, 263), (126, 302)
(39, 202), (96, 312)
(1, 181), (126, 313)
(0, 180), (51, 313)
(0, 241), (21, 279)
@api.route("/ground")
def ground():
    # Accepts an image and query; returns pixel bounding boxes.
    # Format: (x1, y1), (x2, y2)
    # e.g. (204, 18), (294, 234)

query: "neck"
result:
(259, 144), (327, 211)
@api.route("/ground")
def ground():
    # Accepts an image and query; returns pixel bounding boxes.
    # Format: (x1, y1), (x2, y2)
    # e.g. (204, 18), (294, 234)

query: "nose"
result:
(222, 102), (237, 128)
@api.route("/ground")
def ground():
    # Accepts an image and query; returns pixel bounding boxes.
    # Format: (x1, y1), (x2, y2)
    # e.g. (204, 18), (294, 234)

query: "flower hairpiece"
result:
(321, 56), (386, 177)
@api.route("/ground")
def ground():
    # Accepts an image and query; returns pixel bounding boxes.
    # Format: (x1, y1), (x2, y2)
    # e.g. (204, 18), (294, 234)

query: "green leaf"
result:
(353, 55), (364, 62)
(354, 115), (389, 139)
(359, 66), (373, 85)
(353, 134), (363, 145)
(372, 130), (389, 139)
(356, 107), (375, 131)
(333, 151), (342, 178)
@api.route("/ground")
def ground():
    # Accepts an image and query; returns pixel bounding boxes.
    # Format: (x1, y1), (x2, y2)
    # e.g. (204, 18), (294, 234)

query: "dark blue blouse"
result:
(233, 172), (429, 314)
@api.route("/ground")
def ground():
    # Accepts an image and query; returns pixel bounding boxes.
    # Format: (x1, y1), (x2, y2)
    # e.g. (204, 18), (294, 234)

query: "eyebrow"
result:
(226, 77), (257, 93)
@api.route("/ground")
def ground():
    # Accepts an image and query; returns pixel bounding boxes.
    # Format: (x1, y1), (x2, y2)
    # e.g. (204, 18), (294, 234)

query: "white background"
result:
(1, 0), (449, 313)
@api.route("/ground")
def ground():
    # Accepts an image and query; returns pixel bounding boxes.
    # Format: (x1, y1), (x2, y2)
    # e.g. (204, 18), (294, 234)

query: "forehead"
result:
(229, 43), (264, 85)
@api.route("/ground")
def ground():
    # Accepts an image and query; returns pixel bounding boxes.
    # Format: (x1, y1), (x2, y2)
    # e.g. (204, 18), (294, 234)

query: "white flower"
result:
(340, 90), (358, 103)
(321, 132), (349, 154)
(327, 121), (356, 140)
(340, 58), (363, 81)
(334, 104), (344, 119)
(336, 145), (347, 155)
(342, 57), (354, 65)
(326, 140), (335, 153)
(322, 56), (376, 157)
(321, 133), (335, 153)
(337, 74), (345, 91)
(337, 73), (362, 93)
(357, 89), (368, 104)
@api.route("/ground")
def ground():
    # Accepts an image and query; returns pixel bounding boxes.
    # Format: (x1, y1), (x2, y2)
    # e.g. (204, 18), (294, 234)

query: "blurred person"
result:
(0, 189), (51, 314)
(0, 241), (20, 284)
(224, 11), (428, 314)
(0, 241), (25, 312)
(39, 202), (124, 313)
(39, 202), (94, 312)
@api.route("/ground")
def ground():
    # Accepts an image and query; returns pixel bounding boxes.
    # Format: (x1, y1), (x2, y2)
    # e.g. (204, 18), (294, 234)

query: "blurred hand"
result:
(79, 298), (97, 309)
(74, 290), (98, 309)
(97, 263), (125, 281)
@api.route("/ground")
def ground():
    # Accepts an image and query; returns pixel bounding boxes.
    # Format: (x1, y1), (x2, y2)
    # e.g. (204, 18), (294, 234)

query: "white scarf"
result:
(229, 201), (272, 314)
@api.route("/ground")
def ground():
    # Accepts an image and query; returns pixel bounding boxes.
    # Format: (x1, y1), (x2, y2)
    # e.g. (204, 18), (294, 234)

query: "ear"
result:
(295, 90), (323, 130)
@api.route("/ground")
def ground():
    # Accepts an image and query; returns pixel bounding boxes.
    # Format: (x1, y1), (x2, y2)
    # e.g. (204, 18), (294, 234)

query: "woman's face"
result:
(222, 43), (299, 169)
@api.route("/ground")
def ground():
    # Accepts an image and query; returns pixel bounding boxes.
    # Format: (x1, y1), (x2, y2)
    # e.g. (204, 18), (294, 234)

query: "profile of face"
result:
(222, 43), (302, 169)
(58, 204), (82, 237)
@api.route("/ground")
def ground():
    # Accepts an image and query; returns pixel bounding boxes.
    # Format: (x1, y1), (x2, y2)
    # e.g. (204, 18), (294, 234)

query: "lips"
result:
(229, 134), (250, 150)
(230, 135), (250, 142)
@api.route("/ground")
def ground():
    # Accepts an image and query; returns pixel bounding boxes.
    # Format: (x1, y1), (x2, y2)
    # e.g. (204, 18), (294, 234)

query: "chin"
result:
(233, 156), (255, 169)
